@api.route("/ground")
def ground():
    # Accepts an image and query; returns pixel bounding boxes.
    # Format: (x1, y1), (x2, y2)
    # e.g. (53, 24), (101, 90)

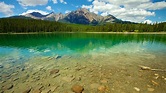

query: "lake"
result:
(0, 33), (166, 93)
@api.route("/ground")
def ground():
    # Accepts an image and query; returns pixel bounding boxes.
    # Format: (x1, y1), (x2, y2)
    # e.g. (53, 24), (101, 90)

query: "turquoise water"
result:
(0, 33), (166, 68)
(0, 33), (166, 93)
(0, 33), (166, 59)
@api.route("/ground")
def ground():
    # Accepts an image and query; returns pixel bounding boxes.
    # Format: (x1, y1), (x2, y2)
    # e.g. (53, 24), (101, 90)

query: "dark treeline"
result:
(92, 22), (166, 32)
(0, 18), (72, 33)
(0, 18), (166, 33)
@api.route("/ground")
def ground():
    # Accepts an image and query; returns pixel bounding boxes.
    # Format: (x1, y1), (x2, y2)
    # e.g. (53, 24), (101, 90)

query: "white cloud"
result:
(60, 0), (67, 4)
(82, 0), (166, 22)
(46, 6), (52, 11)
(52, 0), (58, 4)
(17, 0), (48, 6)
(52, 0), (67, 4)
(65, 10), (71, 14)
(137, 1), (166, 10)
(20, 9), (49, 15)
(97, 0), (150, 7)
(101, 12), (108, 16)
(0, 2), (15, 16)
(115, 9), (155, 22)
(143, 20), (152, 24)
(82, 5), (92, 9)
(87, 0), (93, 2)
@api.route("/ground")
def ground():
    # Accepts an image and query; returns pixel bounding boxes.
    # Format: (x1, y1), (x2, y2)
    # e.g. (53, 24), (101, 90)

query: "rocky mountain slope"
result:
(14, 8), (127, 25)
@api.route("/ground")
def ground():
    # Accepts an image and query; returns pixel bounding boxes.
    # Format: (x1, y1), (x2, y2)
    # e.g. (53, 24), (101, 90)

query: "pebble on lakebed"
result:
(50, 69), (59, 74)
(23, 87), (31, 93)
(98, 85), (106, 92)
(0, 65), (3, 68)
(71, 85), (84, 93)
(148, 88), (155, 92)
(134, 87), (140, 92)
(55, 55), (62, 59)
(2, 84), (14, 90)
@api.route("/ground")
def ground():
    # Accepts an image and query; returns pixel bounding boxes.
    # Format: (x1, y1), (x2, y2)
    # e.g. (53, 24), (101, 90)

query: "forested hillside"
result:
(0, 18), (166, 33)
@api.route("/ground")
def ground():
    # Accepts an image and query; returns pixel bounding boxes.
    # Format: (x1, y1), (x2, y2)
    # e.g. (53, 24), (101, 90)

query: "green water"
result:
(0, 33), (166, 57)
(0, 33), (166, 93)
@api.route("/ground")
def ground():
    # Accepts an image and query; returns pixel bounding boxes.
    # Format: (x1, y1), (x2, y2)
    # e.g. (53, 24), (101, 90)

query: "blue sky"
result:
(0, 0), (166, 23)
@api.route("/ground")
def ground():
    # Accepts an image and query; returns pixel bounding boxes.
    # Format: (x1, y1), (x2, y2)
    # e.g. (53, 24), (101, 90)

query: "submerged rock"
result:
(21, 68), (25, 71)
(35, 85), (44, 91)
(23, 88), (31, 93)
(90, 83), (100, 89)
(75, 68), (81, 71)
(41, 89), (51, 93)
(154, 73), (159, 79)
(50, 69), (59, 74)
(62, 76), (75, 82)
(13, 78), (19, 81)
(0, 65), (3, 68)
(151, 80), (159, 85)
(148, 88), (154, 92)
(33, 75), (41, 81)
(33, 89), (41, 93)
(134, 87), (140, 92)
(50, 85), (59, 92)
(77, 76), (81, 81)
(100, 79), (108, 83)
(55, 55), (61, 59)
(0, 90), (4, 93)
(11, 72), (18, 76)
(98, 85), (106, 92)
(3, 84), (13, 90)
(0, 81), (6, 84)
(1, 74), (11, 79)
(52, 73), (60, 78)
(71, 85), (84, 93)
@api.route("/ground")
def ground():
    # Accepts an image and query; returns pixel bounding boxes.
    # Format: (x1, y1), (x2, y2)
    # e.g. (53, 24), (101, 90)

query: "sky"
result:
(0, 0), (166, 23)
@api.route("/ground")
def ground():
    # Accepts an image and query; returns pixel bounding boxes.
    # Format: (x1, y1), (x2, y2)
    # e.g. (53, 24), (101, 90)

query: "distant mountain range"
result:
(10, 8), (133, 25)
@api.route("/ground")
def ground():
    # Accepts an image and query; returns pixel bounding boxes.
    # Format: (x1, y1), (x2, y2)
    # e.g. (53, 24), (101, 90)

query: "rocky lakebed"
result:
(0, 53), (166, 93)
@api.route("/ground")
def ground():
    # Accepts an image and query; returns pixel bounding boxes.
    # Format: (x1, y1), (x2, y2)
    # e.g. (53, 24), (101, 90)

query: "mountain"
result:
(60, 8), (102, 24)
(45, 13), (64, 21)
(24, 12), (47, 19)
(16, 8), (130, 25)
(65, 8), (122, 24)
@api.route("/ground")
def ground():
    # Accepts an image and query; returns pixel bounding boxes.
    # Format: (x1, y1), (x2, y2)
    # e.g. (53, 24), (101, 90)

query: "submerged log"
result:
(139, 65), (151, 70)
(139, 65), (166, 72)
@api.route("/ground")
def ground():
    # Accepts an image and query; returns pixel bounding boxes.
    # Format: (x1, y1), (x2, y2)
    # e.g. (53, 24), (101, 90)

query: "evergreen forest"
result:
(0, 18), (166, 33)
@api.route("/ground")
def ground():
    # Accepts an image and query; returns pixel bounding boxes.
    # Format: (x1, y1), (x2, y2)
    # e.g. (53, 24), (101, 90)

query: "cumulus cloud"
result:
(101, 12), (108, 16)
(137, 1), (166, 10)
(17, 0), (48, 6)
(87, 0), (93, 2)
(143, 20), (152, 24)
(60, 0), (67, 4)
(20, 9), (49, 15)
(82, 0), (166, 22)
(46, 6), (52, 11)
(52, 0), (67, 4)
(52, 0), (58, 4)
(65, 10), (71, 14)
(0, 2), (15, 16)
(82, 5), (92, 9)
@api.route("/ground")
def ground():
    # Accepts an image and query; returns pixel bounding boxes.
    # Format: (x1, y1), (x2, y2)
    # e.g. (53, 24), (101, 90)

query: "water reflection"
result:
(0, 33), (166, 57)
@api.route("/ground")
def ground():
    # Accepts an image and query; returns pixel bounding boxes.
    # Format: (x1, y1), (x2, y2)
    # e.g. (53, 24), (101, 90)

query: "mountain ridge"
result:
(11, 8), (133, 25)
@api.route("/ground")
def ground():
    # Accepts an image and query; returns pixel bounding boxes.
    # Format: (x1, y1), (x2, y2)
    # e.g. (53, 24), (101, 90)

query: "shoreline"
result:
(0, 32), (166, 34)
